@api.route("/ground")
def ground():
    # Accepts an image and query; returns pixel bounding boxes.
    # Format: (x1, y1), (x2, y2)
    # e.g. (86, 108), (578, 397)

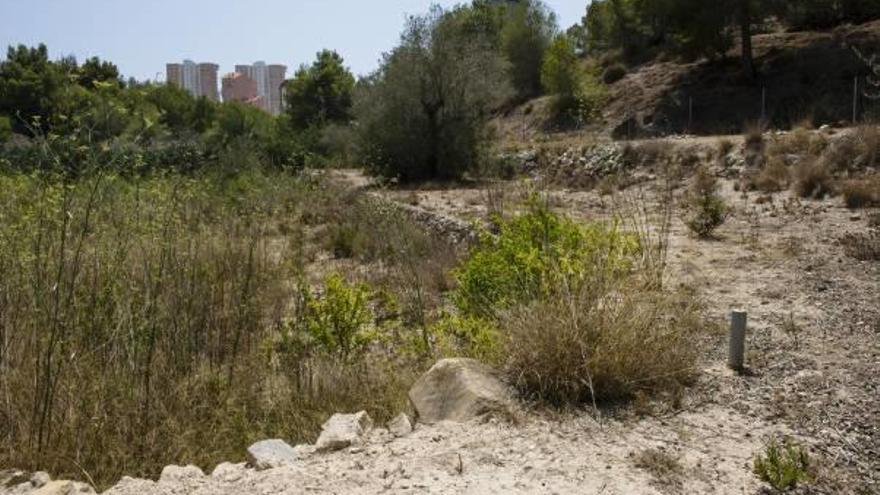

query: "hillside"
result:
(495, 20), (880, 142)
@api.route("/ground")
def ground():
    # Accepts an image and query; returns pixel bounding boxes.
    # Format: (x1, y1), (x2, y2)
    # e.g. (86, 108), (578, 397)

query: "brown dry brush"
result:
(0, 171), (420, 489)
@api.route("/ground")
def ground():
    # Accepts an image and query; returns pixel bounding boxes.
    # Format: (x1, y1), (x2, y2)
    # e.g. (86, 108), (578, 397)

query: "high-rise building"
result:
(165, 60), (219, 101)
(233, 61), (286, 115)
(198, 63), (219, 101)
(268, 64), (287, 116)
(222, 72), (257, 104)
(166, 63), (182, 87)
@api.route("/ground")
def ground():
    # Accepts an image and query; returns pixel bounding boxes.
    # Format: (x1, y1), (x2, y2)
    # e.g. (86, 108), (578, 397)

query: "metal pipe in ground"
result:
(728, 311), (747, 372)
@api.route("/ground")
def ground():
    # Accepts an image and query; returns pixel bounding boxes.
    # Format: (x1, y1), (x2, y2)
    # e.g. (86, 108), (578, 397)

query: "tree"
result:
(499, 0), (557, 98)
(0, 44), (67, 135)
(77, 56), (122, 89)
(284, 50), (355, 130)
(541, 34), (581, 100)
(354, 6), (511, 181)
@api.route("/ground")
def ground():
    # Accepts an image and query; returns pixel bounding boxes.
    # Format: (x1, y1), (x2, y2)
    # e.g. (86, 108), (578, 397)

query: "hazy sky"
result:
(1, 0), (587, 81)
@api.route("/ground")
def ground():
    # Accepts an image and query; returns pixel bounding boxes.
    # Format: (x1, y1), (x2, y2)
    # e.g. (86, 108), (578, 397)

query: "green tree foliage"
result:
(0, 44), (66, 135)
(542, 34), (581, 100)
(284, 50), (355, 130)
(354, 6), (512, 181)
(783, 0), (880, 29)
(76, 56), (122, 89)
(499, 0), (557, 98)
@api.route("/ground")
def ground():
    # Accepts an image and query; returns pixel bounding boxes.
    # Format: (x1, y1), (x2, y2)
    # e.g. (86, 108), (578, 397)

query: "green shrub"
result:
(452, 197), (639, 319)
(298, 273), (376, 359)
(753, 437), (813, 491)
(685, 167), (727, 238)
(429, 313), (501, 364)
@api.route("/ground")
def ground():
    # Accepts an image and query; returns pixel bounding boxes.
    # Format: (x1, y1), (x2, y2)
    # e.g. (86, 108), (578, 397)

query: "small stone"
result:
(850, 214), (861, 221)
(159, 465), (204, 483)
(246, 439), (299, 470)
(387, 413), (413, 437)
(34, 480), (95, 495)
(316, 411), (373, 452)
(31, 471), (51, 488)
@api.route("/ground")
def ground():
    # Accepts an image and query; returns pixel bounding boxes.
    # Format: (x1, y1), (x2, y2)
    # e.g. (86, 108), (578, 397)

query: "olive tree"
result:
(354, 6), (511, 181)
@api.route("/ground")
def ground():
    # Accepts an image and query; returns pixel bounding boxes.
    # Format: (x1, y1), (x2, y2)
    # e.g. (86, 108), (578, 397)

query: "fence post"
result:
(728, 311), (747, 372)
(688, 97), (693, 133)
(761, 87), (766, 124)
(853, 76), (859, 125)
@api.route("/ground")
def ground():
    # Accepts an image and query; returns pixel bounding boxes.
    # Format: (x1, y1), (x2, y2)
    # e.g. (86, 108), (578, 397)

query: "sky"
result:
(0, 0), (587, 82)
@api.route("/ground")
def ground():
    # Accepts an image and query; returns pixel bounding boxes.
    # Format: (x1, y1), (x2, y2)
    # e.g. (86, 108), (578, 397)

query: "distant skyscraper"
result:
(198, 63), (219, 101)
(222, 72), (263, 110)
(166, 63), (182, 87)
(268, 64), (287, 116)
(165, 60), (219, 101)
(233, 61), (286, 115)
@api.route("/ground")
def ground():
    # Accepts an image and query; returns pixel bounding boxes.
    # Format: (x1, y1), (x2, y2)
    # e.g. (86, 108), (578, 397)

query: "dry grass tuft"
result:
(749, 158), (791, 192)
(840, 176), (880, 209)
(793, 159), (834, 199)
(634, 448), (685, 486)
(840, 231), (880, 261)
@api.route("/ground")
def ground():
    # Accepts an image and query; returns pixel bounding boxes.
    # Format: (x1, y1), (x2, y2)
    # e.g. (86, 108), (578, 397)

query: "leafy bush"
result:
(453, 197), (638, 318)
(298, 273), (376, 359)
(685, 167), (727, 238)
(753, 437), (813, 491)
(447, 198), (702, 405)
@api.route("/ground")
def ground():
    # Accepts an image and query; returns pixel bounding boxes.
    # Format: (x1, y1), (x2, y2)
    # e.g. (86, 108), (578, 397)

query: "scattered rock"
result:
(387, 413), (413, 437)
(33, 480), (95, 495)
(246, 439), (299, 470)
(30, 472), (51, 488)
(158, 465), (204, 483)
(1, 470), (30, 487)
(211, 462), (246, 482)
(316, 411), (374, 452)
(409, 358), (513, 424)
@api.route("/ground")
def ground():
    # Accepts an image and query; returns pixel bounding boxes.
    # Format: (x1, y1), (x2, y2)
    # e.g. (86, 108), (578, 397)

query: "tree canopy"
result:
(283, 50), (355, 130)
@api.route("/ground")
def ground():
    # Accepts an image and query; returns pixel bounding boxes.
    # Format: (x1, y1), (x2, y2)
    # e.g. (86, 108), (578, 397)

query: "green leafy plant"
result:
(302, 273), (376, 359)
(685, 166), (727, 238)
(452, 196), (638, 319)
(753, 437), (813, 491)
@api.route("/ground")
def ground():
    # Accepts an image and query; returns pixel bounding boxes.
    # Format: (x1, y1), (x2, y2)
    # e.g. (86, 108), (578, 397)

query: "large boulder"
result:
(387, 412), (413, 437)
(315, 411), (373, 452)
(409, 358), (513, 424)
(246, 439), (299, 470)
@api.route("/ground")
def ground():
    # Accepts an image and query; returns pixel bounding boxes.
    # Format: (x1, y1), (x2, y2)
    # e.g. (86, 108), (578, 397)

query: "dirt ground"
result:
(336, 146), (880, 493)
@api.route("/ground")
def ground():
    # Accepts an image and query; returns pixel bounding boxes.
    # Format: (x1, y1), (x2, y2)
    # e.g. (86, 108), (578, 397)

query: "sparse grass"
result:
(717, 138), (734, 157)
(822, 125), (880, 171)
(793, 159), (833, 199)
(744, 122), (766, 168)
(753, 436), (813, 491)
(634, 448), (684, 486)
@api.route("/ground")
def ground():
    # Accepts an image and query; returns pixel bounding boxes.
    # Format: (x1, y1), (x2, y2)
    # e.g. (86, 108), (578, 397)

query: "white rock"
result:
(30, 471), (51, 488)
(246, 439), (299, 470)
(158, 464), (204, 483)
(210, 462), (247, 482)
(387, 413), (413, 437)
(409, 358), (513, 424)
(315, 411), (373, 452)
(33, 480), (94, 495)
